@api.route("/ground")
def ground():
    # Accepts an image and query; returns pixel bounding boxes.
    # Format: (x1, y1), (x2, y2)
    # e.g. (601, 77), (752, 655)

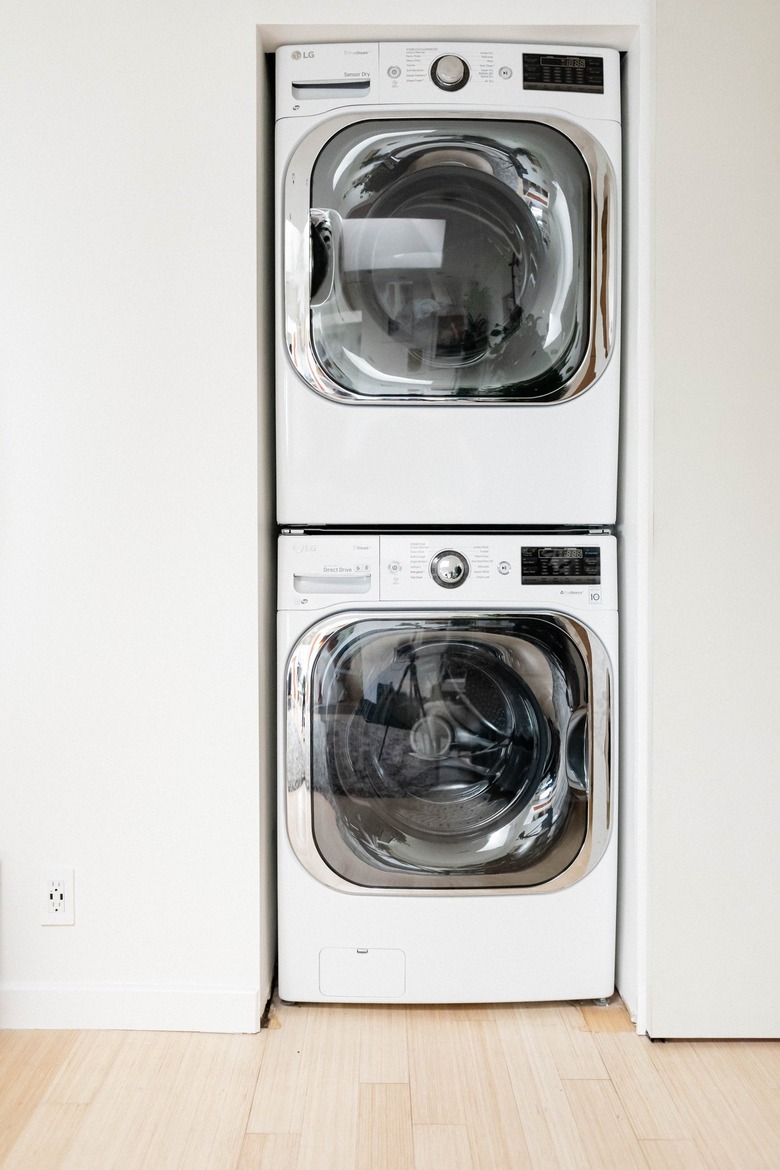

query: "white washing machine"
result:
(275, 42), (622, 527)
(278, 530), (618, 1003)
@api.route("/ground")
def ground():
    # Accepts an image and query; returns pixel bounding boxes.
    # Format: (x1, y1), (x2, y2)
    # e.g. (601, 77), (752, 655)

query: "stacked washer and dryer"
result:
(274, 42), (622, 1003)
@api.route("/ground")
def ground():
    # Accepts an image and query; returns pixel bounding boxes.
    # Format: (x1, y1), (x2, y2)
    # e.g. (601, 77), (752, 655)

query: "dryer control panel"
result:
(275, 41), (621, 121)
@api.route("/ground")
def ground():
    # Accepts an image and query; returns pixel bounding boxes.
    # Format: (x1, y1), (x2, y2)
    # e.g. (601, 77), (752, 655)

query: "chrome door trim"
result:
(282, 111), (618, 405)
(283, 610), (614, 895)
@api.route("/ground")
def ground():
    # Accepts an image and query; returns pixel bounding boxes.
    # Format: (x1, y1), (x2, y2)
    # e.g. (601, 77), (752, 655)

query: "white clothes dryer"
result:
(278, 530), (618, 1003)
(275, 43), (622, 527)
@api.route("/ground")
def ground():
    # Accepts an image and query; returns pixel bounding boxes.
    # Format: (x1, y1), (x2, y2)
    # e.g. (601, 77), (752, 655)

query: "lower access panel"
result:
(319, 948), (406, 998)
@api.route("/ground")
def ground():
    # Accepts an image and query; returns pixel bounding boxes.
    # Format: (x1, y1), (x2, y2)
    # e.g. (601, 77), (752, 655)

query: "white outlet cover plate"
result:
(41, 866), (75, 925)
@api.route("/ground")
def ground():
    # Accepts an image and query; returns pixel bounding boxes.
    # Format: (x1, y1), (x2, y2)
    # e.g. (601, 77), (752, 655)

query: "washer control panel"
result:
(278, 533), (617, 611)
(379, 534), (617, 610)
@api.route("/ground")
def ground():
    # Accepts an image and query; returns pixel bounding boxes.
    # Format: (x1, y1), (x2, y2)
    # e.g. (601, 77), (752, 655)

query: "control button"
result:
(498, 561), (511, 575)
(387, 65), (401, 79)
(589, 588), (602, 604)
(387, 560), (403, 574)
(431, 54), (470, 91)
(430, 549), (470, 589)
(498, 66), (513, 79)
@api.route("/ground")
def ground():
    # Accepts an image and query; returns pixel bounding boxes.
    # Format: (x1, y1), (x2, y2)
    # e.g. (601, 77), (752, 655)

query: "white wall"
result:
(614, 22), (655, 1029)
(648, 0), (780, 1037)
(0, 0), (274, 1030)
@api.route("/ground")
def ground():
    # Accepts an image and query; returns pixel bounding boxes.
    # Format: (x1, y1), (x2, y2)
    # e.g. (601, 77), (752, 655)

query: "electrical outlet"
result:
(41, 867), (75, 926)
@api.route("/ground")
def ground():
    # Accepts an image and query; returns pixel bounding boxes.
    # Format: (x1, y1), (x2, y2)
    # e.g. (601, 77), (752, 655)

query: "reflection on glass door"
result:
(304, 120), (594, 401)
(300, 616), (601, 889)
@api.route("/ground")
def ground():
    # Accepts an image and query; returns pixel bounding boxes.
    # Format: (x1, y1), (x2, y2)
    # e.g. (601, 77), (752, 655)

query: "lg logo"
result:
(291, 50), (315, 60)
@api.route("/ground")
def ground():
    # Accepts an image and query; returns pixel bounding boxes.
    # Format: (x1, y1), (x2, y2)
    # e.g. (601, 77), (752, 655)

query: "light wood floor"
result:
(1, 996), (778, 1170)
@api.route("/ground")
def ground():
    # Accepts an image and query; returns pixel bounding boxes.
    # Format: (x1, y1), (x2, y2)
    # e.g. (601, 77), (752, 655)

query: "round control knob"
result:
(430, 549), (470, 589)
(431, 54), (469, 91)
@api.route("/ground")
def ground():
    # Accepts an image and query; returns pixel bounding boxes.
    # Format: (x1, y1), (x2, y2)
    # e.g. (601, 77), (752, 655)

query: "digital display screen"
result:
(523, 53), (605, 94)
(522, 546), (601, 585)
(542, 56), (586, 69)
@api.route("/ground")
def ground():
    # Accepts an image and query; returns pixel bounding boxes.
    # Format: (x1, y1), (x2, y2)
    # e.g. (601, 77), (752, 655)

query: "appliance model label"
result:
(521, 546), (601, 585)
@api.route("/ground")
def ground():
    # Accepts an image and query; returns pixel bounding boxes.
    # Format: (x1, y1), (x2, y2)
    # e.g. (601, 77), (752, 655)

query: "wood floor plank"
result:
(564, 1079), (650, 1170)
(698, 1042), (780, 1108)
(358, 1006), (409, 1084)
(44, 1032), (125, 1105)
(688, 1042), (780, 1150)
(639, 1139), (710, 1170)
(408, 1007), (532, 1169)
(246, 1002), (311, 1134)
(413, 1125), (474, 1170)
(51, 1030), (265, 1170)
(0, 1031), (79, 1162)
(356, 1083), (414, 1170)
(648, 1041), (774, 1170)
(406, 1004), (496, 1022)
(594, 1032), (690, 1141)
(736, 1042), (780, 1090)
(162, 1033), (266, 1170)
(236, 1133), (300, 1170)
(519, 1004), (610, 1081)
(578, 997), (635, 1034)
(452, 1017), (533, 1170)
(54, 1032), (187, 1170)
(294, 1005), (362, 1170)
(407, 1009), (467, 1127)
(495, 1006), (588, 1170)
(0, 1102), (87, 1170)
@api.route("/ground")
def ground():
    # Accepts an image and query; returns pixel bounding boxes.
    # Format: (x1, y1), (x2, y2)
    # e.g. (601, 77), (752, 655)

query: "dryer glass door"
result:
(299, 119), (605, 403)
(288, 614), (612, 890)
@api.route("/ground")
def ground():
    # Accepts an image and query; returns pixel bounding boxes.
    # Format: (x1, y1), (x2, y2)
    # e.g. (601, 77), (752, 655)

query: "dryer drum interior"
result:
(306, 616), (599, 889)
(356, 167), (543, 367)
(306, 119), (593, 400)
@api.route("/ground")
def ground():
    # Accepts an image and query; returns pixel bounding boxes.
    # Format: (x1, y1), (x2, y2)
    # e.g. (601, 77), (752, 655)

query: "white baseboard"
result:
(0, 981), (268, 1032)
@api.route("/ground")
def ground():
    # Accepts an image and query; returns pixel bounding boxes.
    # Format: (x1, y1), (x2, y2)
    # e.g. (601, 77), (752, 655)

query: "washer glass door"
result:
(287, 614), (612, 890)
(298, 119), (606, 403)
